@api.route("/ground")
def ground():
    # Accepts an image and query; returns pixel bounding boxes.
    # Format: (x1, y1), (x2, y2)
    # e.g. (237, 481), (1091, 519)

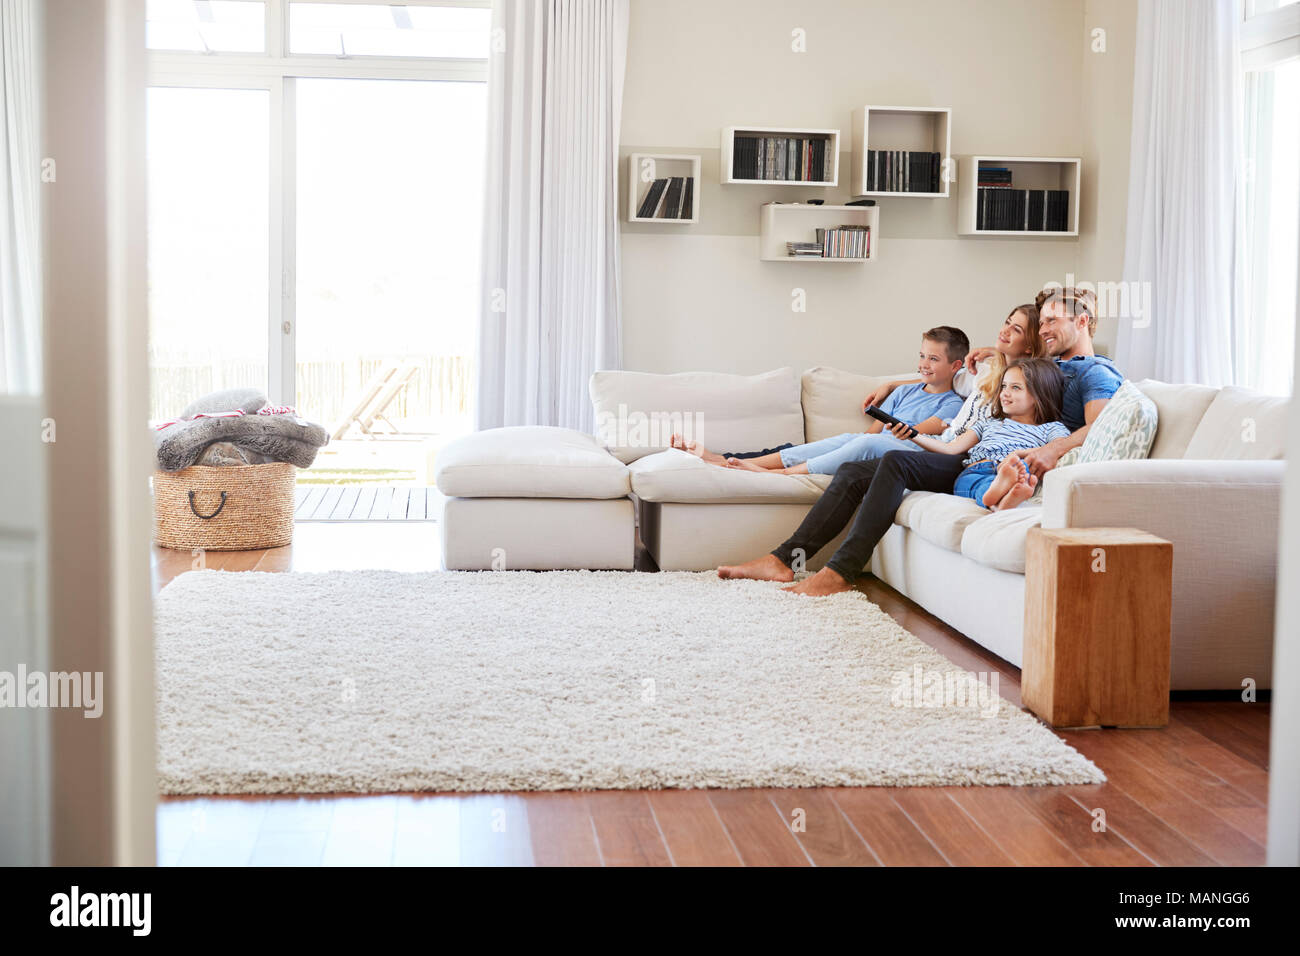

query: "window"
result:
(294, 78), (485, 435)
(146, 0), (489, 483)
(147, 87), (270, 418)
(1237, 0), (1300, 394)
(289, 1), (491, 57)
(146, 0), (267, 53)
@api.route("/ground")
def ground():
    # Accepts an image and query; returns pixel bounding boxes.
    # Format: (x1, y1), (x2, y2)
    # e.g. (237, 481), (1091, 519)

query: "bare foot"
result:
(993, 470), (1038, 511)
(724, 456), (768, 472)
(670, 433), (725, 465)
(718, 554), (794, 582)
(981, 456), (1025, 508)
(781, 566), (853, 596)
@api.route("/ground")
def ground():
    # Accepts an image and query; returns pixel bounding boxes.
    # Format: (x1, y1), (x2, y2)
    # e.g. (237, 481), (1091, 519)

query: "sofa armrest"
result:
(1040, 458), (1284, 689)
(1041, 458), (1284, 529)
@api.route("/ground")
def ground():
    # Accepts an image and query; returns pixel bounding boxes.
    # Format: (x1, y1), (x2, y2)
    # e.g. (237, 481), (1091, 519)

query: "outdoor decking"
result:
(294, 485), (442, 521)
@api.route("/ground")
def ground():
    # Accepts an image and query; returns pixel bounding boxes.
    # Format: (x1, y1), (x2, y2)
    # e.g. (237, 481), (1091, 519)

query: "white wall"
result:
(618, 0), (1137, 375)
(1267, 162), (1300, 867)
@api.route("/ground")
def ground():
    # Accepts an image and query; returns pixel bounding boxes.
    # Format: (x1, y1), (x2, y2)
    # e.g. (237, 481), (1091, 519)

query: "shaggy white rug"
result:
(154, 569), (1103, 794)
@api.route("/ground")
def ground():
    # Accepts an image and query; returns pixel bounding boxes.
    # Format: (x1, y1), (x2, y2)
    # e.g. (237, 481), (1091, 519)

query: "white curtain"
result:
(1116, 0), (1240, 386)
(0, 0), (42, 395)
(476, 0), (628, 432)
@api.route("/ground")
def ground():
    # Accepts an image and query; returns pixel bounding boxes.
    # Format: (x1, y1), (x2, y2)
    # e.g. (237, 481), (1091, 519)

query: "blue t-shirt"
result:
(966, 418), (1072, 465)
(1057, 355), (1123, 431)
(881, 382), (964, 427)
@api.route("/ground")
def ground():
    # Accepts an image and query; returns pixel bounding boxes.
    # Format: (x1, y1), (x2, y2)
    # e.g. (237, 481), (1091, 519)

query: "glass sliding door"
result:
(294, 77), (486, 483)
(146, 86), (270, 422)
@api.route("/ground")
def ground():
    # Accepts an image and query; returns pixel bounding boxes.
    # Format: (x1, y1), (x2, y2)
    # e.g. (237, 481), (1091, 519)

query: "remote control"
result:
(865, 405), (918, 439)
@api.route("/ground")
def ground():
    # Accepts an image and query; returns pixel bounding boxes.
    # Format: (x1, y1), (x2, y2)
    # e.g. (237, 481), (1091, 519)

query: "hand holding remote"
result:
(865, 405), (918, 440)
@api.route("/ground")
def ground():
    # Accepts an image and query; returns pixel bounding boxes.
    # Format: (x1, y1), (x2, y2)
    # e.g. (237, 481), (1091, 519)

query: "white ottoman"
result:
(434, 426), (634, 570)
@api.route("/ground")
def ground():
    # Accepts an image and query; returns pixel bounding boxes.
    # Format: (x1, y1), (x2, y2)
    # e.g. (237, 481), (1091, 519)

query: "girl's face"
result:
(999, 367), (1034, 418)
(996, 310), (1033, 358)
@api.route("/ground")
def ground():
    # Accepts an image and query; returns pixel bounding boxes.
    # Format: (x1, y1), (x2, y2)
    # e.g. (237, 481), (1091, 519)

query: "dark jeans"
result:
(722, 442), (794, 460)
(772, 450), (968, 583)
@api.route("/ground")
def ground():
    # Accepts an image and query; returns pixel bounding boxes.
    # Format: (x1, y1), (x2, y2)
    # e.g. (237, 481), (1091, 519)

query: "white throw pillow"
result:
(800, 367), (922, 442)
(1132, 379), (1218, 459)
(1182, 385), (1289, 460)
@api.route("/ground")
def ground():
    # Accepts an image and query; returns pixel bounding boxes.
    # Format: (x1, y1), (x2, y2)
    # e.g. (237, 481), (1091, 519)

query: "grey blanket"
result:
(155, 389), (329, 471)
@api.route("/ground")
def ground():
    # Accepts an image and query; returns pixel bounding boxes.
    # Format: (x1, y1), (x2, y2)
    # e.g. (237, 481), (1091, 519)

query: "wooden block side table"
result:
(1022, 527), (1172, 729)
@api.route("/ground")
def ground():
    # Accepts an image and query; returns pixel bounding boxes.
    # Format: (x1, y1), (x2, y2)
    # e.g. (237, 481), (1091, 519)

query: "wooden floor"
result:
(294, 484), (442, 521)
(153, 524), (1272, 867)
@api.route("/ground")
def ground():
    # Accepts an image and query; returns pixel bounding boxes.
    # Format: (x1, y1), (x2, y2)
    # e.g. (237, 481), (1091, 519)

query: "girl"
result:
(887, 357), (1069, 511)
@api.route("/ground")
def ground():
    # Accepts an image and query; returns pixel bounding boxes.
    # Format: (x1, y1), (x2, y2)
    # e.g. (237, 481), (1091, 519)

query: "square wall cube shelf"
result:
(850, 106), (952, 198)
(627, 153), (701, 223)
(759, 203), (879, 262)
(957, 155), (1081, 236)
(721, 127), (839, 186)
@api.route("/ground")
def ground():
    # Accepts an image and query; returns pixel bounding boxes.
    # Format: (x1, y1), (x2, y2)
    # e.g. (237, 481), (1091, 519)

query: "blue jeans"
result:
(779, 431), (917, 475)
(953, 460), (998, 505)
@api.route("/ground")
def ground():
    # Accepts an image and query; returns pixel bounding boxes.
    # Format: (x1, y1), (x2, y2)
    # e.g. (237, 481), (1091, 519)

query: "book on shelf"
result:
(637, 178), (668, 218)
(636, 175), (695, 220)
(732, 134), (832, 182)
(865, 149), (943, 192)
(660, 177), (683, 219)
(795, 224), (870, 258)
(976, 187), (1069, 231)
(977, 166), (1013, 186)
(786, 241), (824, 257)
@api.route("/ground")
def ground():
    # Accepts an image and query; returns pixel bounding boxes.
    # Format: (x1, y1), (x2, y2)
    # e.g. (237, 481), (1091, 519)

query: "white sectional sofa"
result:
(437, 366), (1288, 690)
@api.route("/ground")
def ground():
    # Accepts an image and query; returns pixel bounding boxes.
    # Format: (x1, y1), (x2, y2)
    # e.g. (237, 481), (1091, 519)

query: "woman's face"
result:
(996, 310), (1034, 358)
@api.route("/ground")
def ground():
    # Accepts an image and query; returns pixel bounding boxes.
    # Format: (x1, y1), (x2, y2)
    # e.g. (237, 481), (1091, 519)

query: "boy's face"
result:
(917, 337), (962, 386)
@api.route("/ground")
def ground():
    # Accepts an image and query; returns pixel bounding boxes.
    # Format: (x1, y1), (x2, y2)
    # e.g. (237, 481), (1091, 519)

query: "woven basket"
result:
(153, 462), (296, 551)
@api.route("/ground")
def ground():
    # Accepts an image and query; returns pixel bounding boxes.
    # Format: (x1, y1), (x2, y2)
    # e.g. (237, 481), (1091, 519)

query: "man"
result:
(1003, 286), (1121, 476)
(718, 287), (1122, 597)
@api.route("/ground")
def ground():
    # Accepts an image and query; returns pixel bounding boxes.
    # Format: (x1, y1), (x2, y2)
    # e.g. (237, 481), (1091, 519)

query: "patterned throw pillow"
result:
(1030, 381), (1157, 495)
(1062, 380), (1159, 466)
(1073, 380), (1159, 462)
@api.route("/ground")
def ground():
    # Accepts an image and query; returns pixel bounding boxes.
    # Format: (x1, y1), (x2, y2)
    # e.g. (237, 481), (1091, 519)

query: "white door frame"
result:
(43, 0), (155, 866)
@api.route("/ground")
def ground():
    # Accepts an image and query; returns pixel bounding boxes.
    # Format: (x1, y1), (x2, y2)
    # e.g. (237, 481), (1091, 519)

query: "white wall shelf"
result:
(850, 106), (952, 198)
(956, 155), (1081, 236)
(627, 153), (701, 223)
(759, 202), (879, 262)
(721, 127), (839, 186)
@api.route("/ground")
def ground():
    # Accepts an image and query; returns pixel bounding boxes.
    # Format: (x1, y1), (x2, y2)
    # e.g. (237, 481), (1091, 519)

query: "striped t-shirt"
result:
(965, 417), (1071, 465)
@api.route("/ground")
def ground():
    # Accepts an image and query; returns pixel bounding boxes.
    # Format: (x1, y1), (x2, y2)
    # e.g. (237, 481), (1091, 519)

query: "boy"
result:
(681, 327), (970, 476)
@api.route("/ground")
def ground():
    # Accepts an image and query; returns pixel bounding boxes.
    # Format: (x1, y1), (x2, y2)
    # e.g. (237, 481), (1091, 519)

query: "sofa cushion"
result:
(628, 450), (830, 504)
(1183, 385), (1289, 460)
(590, 367), (804, 464)
(435, 426), (630, 499)
(893, 491), (989, 554)
(800, 367), (914, 442)
(1132, 379), (1218, 459)
(959, 501), (1044, 573)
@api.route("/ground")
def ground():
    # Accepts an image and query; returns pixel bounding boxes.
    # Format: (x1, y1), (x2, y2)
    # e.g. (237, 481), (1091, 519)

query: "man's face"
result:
(1038, 300), (1084, 356)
